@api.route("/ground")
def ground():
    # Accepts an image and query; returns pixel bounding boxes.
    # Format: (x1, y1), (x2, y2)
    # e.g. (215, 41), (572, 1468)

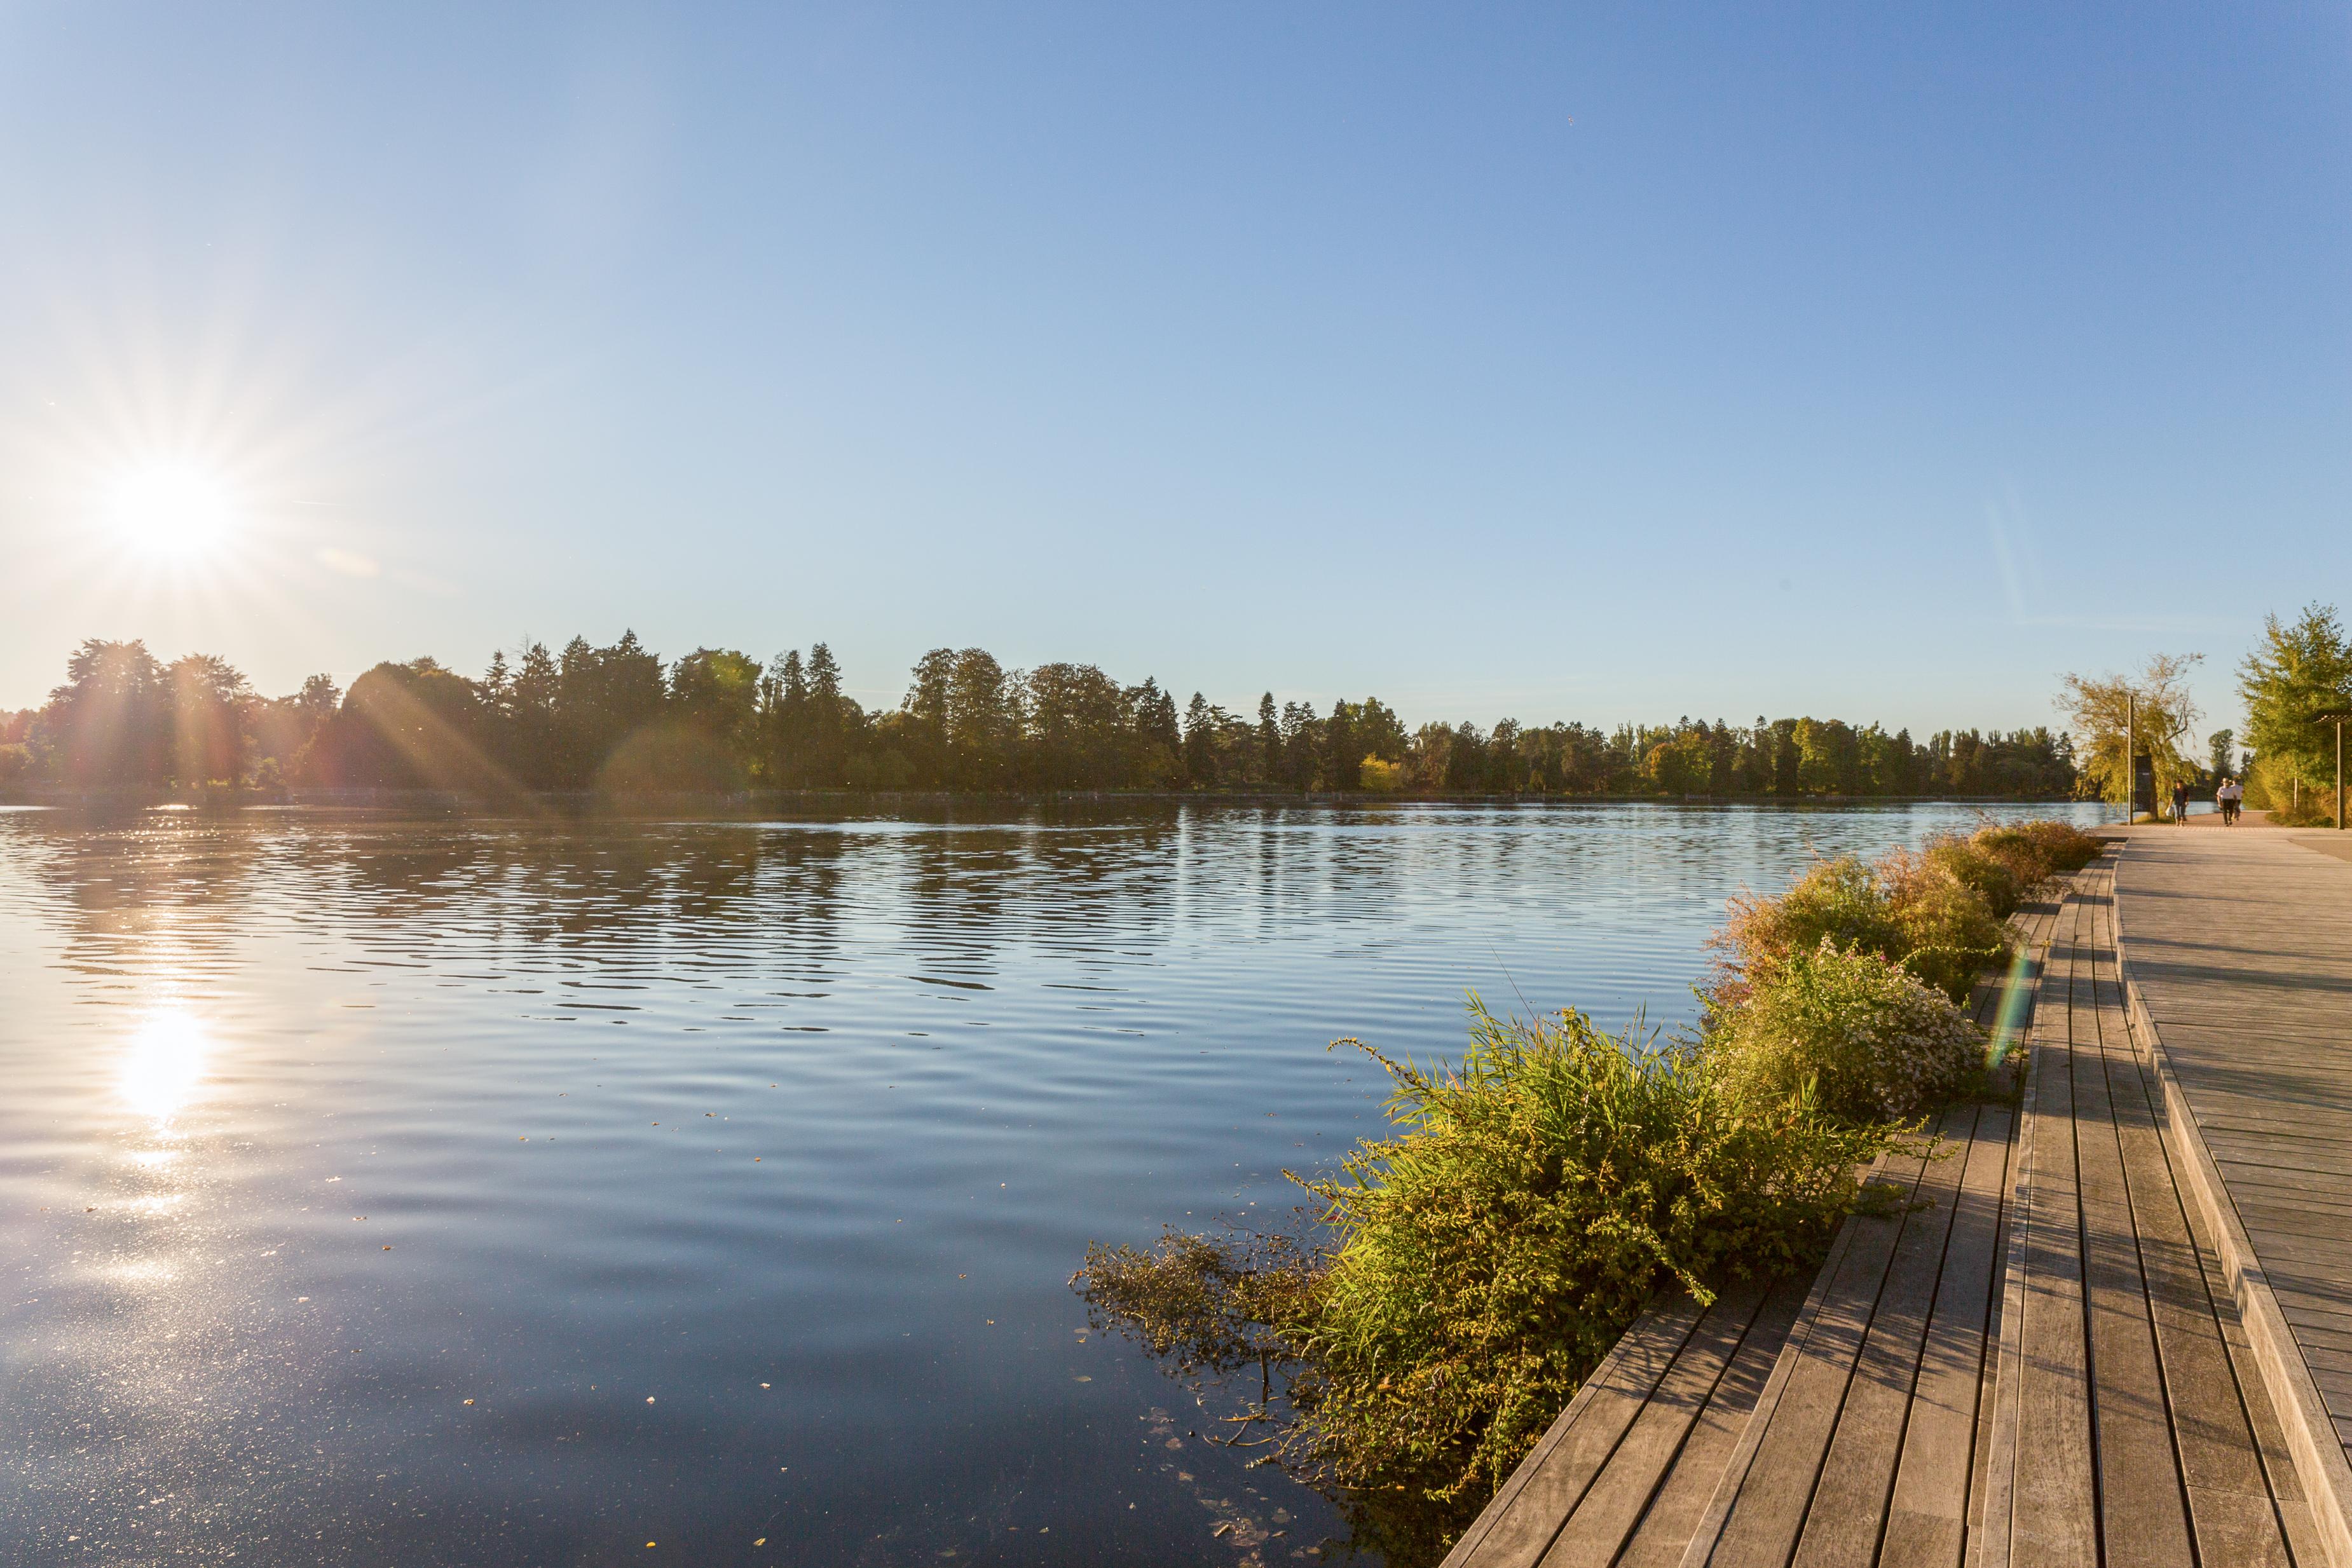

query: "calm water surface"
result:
(0, 801), (2103, 1566)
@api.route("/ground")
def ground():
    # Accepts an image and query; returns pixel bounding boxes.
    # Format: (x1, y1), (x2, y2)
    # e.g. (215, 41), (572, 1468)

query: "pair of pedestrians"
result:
(2168, 777), (2243, 823)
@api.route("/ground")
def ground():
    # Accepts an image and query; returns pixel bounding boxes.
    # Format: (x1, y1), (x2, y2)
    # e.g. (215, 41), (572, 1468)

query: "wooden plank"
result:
(1879, 1102), (2015, 1568)
(1973, 885), (2083, 1568)
(2074, 878), (2196, 1567)
(1617, 1274), (1812, 1568)
(1535, 1278), (1774, 1567)
(1791, 1105), (1983, 1568)
(1442, 1291), (1712, 1568)
(2004, 888), (2098, 1568)
(1681, 1145), (1938, 1568)
(1963, 1086), (2024, 1568)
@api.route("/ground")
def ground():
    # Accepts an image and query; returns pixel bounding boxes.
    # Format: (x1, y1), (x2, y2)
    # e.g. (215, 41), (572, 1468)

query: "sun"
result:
(104, 460), (240, 559)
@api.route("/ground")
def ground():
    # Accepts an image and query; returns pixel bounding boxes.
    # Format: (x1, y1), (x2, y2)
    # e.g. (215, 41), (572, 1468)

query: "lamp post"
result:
(2124, 692), (2135, 825)
(2319, 711), (2351, 831)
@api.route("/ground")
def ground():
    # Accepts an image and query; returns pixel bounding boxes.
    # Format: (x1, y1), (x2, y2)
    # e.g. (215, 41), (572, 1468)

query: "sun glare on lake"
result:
(120, 1007), (210, 1124)
(103, 461), (239, 560)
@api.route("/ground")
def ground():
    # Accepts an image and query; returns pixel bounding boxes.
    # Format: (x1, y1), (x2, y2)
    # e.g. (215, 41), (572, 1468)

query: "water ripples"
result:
(0, 800), (2102, 1565)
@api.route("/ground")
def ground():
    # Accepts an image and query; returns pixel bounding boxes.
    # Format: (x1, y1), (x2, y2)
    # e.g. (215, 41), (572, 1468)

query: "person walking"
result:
(2173, 779), (2191, 824)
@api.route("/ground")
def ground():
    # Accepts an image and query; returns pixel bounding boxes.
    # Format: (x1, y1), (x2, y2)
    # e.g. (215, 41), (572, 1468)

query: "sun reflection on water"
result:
(120, 1009), (209, 1124)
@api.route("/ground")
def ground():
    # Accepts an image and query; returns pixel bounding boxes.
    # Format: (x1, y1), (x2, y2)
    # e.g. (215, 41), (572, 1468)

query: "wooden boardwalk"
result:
(1443, 842), (2342, 1568)
(2113, 826), (2352, 1566)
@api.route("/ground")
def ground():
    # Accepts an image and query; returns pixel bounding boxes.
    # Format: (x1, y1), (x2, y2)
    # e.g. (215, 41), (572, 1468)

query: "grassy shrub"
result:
(1719, 855), (1904, 976)
(1875, 849), (2010, 1001)
(1078, 1002), (1891, 1510)
(1719, 821), (2103, 1004)
(1969, 819), (2104, 883)
(1919, 837), (2023, 918)
(1712, 939), (1983, 1122)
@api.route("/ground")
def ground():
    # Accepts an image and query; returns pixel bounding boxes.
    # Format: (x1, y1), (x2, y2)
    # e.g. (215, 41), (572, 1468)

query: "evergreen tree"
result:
(906, 649), (955, 785)
(807, 643), (846, 786)
(1281, 702), (1319, 791)
(1256, 693), (1280, 785)
(1325, 700), (1359, 792)
(1184, 693), (1215, 787)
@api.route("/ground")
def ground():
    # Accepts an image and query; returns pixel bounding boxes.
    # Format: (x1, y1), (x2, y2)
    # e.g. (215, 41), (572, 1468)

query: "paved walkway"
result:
(1442, 841), (2346, 1568)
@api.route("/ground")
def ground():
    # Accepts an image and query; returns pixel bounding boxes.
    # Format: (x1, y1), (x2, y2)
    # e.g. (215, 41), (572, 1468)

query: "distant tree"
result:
(1443, 721), (1487, 793)
(1280, 702), (1320, 791)
(1407, 722), (1453, 791)
(306, 658), (509, 793)
(1183, 693), (1216, 787)
(671, 648), (761, 751)
(1024, 662), (1128, 788)
(43, 639), (170, 787)
(2208, 728), (2236, 781)
(165, 653), (255, 786)
(1127, 678), (1181, 787)
(1644, 727), (1713, 794)
(761, 649), (811, 786)
(1324, 700), (1360, 793)
(1793, 718), (1860, 795)
(807, 643), (847, 786)
(1355, 698), (1407, 765)
(1255, 694), (1280, 786)
(2239, 605), (2349, 799)
(905, 648), (955, 786)
(948, 649), (1017, 789)
(2061, 652), (2204, 815)
(502, 644), (561, 786)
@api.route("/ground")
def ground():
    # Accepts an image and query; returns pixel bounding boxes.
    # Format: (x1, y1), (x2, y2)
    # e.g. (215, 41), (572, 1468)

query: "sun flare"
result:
(104, 461), (239, 559)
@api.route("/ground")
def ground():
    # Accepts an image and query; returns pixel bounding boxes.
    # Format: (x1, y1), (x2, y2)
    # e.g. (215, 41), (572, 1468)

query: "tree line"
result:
(0, 634), (2079, 799)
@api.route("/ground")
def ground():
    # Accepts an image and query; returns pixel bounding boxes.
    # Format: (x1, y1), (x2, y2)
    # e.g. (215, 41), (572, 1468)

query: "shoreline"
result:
(1, 786), (2091, 813)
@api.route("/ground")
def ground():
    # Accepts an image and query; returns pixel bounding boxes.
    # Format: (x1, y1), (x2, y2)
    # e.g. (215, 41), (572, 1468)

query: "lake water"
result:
(0, 801), (2105, 1566)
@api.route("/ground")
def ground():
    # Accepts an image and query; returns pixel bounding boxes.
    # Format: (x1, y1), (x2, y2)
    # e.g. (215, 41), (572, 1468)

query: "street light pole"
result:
(2125, 692), (2135, 825)
(2321, 712), (2351, 831)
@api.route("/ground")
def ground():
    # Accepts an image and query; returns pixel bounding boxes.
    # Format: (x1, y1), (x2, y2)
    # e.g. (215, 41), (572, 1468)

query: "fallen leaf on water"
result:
(1074, 1375), (1091, 1382)
(463, 1399), (474, 1406)
(646, 1396), (656, 1404)
(753, 1539), (765, 1547)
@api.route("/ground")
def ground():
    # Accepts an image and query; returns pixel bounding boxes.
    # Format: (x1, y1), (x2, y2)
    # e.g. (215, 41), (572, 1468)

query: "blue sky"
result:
(1, 5), (2344, 737)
